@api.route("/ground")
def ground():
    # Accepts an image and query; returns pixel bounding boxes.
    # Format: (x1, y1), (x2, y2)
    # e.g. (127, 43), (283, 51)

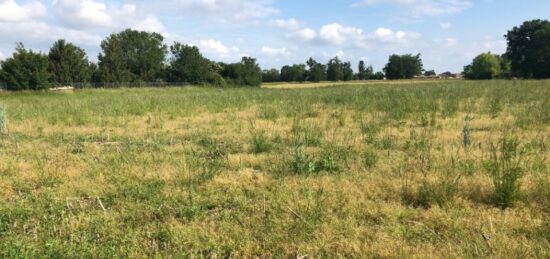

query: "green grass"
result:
(0, 80), (549, 257)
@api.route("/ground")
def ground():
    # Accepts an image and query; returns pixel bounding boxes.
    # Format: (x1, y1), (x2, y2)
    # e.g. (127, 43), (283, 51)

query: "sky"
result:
(0, 0), (549, 73)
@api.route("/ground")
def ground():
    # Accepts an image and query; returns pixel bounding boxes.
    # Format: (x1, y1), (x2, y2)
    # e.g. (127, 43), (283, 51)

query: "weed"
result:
(362, 148), (378, 168)
(483, 136), (524, 208)
(0, 105), (7, 135)
(251, 131), (272, 154)
(463, 114), (473, 149)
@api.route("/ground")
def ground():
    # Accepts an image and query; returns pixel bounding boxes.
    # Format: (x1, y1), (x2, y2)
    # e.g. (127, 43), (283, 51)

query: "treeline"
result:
(0, 29), (262, 90)
(463, 19), (550, 80)
(0, 20), (548, 90)
(263, 54), (424, 83)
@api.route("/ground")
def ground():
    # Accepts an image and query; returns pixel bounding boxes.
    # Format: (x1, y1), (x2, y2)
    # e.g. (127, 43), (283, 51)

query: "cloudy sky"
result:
(0, 0), (548, 72)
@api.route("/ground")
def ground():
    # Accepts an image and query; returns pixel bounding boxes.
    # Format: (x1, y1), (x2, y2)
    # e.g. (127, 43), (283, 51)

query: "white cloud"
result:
(286, 28), (317, 42)
(435, 37), (458, 48)
(198, 39), (240, 57)
(353, 0), (472, 17)
(0, 0), (46, 23)
(368, 27), (418, 44)
(319, 23), (364, 45)
(261, 46), (291, 57)
(0, 20), (104, 46)
(269, 18), (300, 30)
(440, 22), (451, 29)
(0, 51), (5, 61)
(52, 0), (165, 32)
(172, 0), (279, 20)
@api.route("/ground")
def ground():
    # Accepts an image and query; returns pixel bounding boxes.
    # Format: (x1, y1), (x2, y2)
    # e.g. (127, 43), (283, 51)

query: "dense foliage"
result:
(464, 52), (508, 80)
(48, 39), (91, 86)
(505, 19), (550, 79)
(0, 43), (50, 90)
(383, 54), (423, 79)
(98, 29), (167, 83)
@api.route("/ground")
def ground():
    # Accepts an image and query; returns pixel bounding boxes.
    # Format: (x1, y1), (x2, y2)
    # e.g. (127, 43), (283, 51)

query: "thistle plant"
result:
(0, 105), (7, 135)
(463, 114), (472, 149)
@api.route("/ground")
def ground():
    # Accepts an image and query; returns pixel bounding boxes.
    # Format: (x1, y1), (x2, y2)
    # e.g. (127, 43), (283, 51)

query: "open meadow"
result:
(0, 80), (549, 257)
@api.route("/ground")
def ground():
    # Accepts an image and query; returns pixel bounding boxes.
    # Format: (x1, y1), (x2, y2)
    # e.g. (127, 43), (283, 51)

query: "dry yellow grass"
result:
(0, 81), (548, 257)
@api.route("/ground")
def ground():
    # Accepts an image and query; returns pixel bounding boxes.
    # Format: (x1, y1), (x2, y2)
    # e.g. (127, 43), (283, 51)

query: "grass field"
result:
(0, 80), (549, 257)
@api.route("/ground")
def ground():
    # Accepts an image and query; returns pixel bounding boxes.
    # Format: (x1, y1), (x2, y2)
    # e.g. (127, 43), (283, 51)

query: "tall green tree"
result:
(358, 60), (366, 80)
(262, 69), (280, 82)
(0, 43), (50, 90)
(327, 56), (343, 81)
(463, 52), (503, 80)
(48, 39), (91, 86)
(281, 64), (307, 82)
(383, 54), (423, 79)
(167, 43), (218, 84)
(306, 58), (326, 82)
(358, 60), (374, 80)
(505, 19), (550, 78)
(342, 62), (354, 81)
(98, 29), (167, 83)
(221, 57), (262, 87)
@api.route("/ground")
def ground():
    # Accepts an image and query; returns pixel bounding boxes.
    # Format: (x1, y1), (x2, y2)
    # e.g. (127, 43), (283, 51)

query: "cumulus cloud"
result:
(171, 0), (279, 20)
(368, 27), (419, 44)
(52, 0), (165, 32)
(285, 28), (317, 42)
(0, 51), (5, 61)
(319, 23), (364, 45)
(0, 0), (46, 23)
(261, 46), (291, 57)
(269, 18), (300, 30)
(353, 0), (472, 17)
(198, 39), (240, 57)
(286, 23), (418, 48)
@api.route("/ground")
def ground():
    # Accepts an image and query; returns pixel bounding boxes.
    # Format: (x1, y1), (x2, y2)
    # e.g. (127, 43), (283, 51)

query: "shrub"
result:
(483, 136), (524, 208)
(362, 149), (378, 168)
(251, 132), (272, 154)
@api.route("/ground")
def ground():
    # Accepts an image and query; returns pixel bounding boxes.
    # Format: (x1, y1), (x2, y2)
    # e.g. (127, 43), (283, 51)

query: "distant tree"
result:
(0, 43), (50, 90)
(463, 52), (502, 80)
(424, 70), (436, 76)
(327, 56), (343, 81)
(48, 39), (91, 86)
(221, 57), (262, 87)
(281, 64), (307, 82)
(358, 60), (367, 80)
(342, 62), (354, 81)
(383, 54), (423, 79)
(89, 63), (101, 84)
(306, 58), (326, 82)
(505, 19), (550, 78)
(262, 69), (280, 82)
(166, 43), (219, 84)
(98, 29), (167, 83)
(372, 71), (385, 80)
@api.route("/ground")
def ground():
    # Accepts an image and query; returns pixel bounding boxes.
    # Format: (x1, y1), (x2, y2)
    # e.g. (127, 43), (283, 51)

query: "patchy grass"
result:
(0, 80), (549, 257)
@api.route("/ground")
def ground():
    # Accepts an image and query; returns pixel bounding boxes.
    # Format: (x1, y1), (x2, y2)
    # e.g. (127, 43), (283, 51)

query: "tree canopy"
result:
(463, 53), (504, 80)
(327, 57), (344, 81)
(48, 39), (91, 86)
(383, 54), (423, 80)
(166, 43), (217, 84)
(0, 43), (50, 90)
(98, 29), (167, 83)
(505, 19), (550, 78)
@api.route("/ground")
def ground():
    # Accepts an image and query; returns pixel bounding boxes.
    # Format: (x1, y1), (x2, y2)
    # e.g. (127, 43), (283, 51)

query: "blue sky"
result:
(0, 0), (549, 73)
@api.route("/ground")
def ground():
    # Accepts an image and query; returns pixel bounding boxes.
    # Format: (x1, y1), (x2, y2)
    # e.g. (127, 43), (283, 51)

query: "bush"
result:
(251, 132), (272, 154)
(362, 149), (378, 168)
(483, 136), (524, 208)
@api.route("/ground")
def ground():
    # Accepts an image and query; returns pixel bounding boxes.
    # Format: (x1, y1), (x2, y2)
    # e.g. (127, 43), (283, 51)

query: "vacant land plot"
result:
(0, 80), (549, 257)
